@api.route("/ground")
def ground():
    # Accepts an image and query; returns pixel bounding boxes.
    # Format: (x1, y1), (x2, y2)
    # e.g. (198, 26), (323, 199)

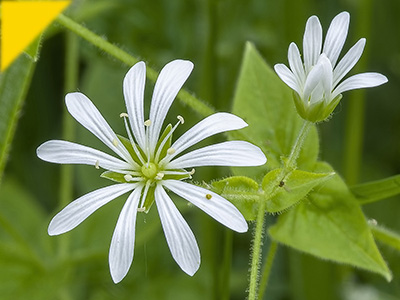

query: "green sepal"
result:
(117, 135), (146, 164)
(155, 124), (173, 160)
(100, 171), (127, 183)
(293, 92), (342, 123)
(141, 184), (156, 213)
(262, 168), (334, 213)
(211, 176), (260, 221)
(163, 169), (192, 181)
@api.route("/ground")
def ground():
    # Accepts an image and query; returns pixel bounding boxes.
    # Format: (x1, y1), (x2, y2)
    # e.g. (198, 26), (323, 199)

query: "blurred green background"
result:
(1, 0), (400, 299)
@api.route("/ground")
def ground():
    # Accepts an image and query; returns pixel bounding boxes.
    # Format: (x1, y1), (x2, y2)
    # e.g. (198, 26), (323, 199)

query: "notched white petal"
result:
(332, 72), (388, 99)
(155, 185), (200, 276)
(168, 113), (248, 160)
(123, 62), (146, 150)
(274, 64), (300, 94)
(109, 187), (142, 283)
(163, 180), (248, 233)
(288, 43), (305, 87)
(303, 15), (323, 71)
(65, 92), (133, 164)
(323, 11), (350, 66)
(48, 183), (136, 236)
(333, 38), (366, 86)
(167, 141), (266, 169)
(37, 140), (132, 172)
(303, 62), (324, 101)
(148, 60), (194, 153)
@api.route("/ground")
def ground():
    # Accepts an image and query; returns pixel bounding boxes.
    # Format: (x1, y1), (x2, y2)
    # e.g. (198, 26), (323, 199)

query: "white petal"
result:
(303, 15), (322, 71)
(303, 62), (324, 101)
(37, 140), (132, 172)
(123, 62), (146, 150)
(162, 180), (248, 233)
(333, 38), (366, 87)
(274, 64), (300, 94)
(288, 43), (306, 88)
(65, 93), (134, 165)
(109, 186), (142, 283)
(167, 141), (266, 169)
(319, 54), (334, 100)
(323, 12), (350, 67)
(48, 183), (137, 236)
(167, 113), (248, 160)
(155, 185), (200, 276)
(148, 60), (194, 154)
(332, 73), (388, 99)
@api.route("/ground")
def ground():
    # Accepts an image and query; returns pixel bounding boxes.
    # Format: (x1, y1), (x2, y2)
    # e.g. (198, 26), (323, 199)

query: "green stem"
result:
(58, 31), (79, 258)
(248, 119), (312, 300)
(248, 200), (267, 300)
(285, 120), (312, 171)
(258, 241), (278, 300)
(220, 229), (233, 300)
(56, 14), (215, 118)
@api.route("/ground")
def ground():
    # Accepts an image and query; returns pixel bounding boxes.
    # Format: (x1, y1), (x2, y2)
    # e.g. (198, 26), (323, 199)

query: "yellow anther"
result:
(189, 168), (195, 175)
(177, 115), (185, 124)
(144, 119), (152, 127)
(95, 160), (100, 169)
(120, 112), (129, 118)
(112, 138), (119, 146)
(167, 148), (176, 155)
(124, 174), (133, 182)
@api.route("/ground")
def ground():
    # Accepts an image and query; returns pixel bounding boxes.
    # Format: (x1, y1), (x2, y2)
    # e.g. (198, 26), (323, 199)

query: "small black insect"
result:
(279, 180), (285, 187)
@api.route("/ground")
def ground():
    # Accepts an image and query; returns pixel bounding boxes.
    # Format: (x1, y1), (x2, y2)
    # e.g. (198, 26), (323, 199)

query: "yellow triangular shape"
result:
(1, 1), (71, 71)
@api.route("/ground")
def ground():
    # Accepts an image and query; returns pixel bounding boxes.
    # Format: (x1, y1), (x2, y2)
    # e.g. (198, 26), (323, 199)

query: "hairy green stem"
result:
(248, 200), (267, 300)
(285, 120), (312, 171)
(258, 241), (278, 300)
(220, 229), (233, 300)
(56, 14), (215, 118)
(248, 119), (312, 300)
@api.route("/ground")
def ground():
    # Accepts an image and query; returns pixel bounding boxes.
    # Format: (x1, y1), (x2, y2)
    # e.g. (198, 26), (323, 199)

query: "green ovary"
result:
(141, 162), (158, 179)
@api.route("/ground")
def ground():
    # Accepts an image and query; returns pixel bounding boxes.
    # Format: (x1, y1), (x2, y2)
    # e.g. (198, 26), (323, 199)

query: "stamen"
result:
(189, 168), (195, 175)
(177, 115), (184, 124)
(167, 148), (175, 155)
(144, 119), (151, 127)
(155, 172), (165, 180)
(112, 138), (119, 147)
(121, 114), (146, 165)
(124, 174), (133, 182)
(137, 207), (146, 212)
(163, 170), (194, 176)
(95, 160), (100, 169)
(155, 116), (185, 163)
(120, 112), (129, 118)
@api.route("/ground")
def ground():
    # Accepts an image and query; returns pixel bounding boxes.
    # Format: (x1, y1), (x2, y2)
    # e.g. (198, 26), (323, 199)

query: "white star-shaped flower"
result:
(274, 11), (388, 122)
(37, 60), (266, 283)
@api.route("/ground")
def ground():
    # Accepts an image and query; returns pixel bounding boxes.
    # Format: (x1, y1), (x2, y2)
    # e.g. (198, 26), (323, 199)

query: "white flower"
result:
(37, 60), (266, 283)
(274, 11), (388, 122)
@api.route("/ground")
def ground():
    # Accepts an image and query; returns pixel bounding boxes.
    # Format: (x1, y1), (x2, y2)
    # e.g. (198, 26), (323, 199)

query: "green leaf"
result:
(24, 35), (42, 62)
(262, 168), (334, 213)
(231, 42), (319, 179)
(269, 162), (391, 281)
(351, 174), (400, 205)
(0, 54), (37, 182)
(211, 176), (260, 221)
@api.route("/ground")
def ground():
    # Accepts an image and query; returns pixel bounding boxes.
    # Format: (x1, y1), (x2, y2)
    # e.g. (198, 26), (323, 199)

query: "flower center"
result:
(141, 162), (158, 179)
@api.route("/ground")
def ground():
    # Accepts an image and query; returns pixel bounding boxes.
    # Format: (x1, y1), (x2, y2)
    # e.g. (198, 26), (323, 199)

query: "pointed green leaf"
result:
(211, 176), (260, 221)
(231, 42), (319, 178)
(24, 35), (42, 62)
(351, 174), (400, 205)
(0, 55), (37, 182)
(262, 168), (334, 213)
(269, 162), (391, 281)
